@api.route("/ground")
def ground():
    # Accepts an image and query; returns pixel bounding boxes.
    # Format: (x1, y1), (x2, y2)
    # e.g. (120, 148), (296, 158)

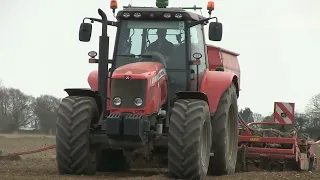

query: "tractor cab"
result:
(110, 3), (222, 101)
(113, 17), (189, 99)
(79, 0), (222, 112)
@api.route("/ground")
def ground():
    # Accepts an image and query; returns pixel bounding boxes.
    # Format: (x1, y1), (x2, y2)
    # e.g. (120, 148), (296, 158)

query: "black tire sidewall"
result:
(209, 84), (239, 175)
(202, 102), (213, 175)
(168, 99), (212, 179)
(56, 96), (98, 175)
(228, 91), (239, 169)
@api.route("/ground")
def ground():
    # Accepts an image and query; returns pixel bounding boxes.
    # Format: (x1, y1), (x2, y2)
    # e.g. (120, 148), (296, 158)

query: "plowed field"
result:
(1, 134), (320, 180)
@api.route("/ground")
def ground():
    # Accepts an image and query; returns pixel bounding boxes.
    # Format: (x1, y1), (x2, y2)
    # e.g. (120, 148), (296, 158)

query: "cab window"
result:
(115, 20), (187, 70)
(189, 24), (207, 73)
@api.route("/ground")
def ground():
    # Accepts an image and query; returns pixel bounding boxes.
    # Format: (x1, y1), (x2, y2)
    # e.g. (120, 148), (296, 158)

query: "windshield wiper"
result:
(116, 54), (153, 58)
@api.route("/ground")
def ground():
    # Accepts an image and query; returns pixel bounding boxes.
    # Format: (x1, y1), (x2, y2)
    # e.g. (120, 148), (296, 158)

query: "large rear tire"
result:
(208, 83), (239, 175)
(96, 149), (131, 172)
(56, 96), (98, 175)
(168, 99), (212, 180)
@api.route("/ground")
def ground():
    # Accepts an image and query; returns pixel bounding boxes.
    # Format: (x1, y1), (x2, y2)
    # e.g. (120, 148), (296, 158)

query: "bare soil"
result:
(1, 134), (320, 180)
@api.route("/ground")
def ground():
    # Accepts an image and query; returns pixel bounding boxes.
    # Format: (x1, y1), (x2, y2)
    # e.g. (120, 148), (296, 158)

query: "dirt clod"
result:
(1, 134), (320, 179)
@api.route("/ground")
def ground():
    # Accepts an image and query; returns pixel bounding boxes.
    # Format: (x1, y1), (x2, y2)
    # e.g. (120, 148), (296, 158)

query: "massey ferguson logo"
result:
(124, 75), (131, 80)
(151, 68), (167, 84)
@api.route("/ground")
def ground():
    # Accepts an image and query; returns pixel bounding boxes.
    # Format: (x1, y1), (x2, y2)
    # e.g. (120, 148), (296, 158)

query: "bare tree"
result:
(0, 80), (62, 133)
(252, 113), (263, 122)
(294, 113), (309, 132)
(4, 88), (35, 131)
(306, 93), (320, 127)
(239, 107), (254, 123)
(0, 81), (10, 132)
(33, 95), (60, 134)
(0, 80), (7, 116)
(262, 113), (274, 122)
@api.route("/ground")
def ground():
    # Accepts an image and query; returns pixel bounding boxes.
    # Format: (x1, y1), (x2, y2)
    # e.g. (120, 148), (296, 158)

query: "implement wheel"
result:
(209, 83), (239, 175)
(168, 99), (212, 180)
(56, 96), (98, 175)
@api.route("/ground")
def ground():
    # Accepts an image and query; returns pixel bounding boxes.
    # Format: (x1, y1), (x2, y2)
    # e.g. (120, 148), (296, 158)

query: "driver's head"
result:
(157, 29), (167, 40)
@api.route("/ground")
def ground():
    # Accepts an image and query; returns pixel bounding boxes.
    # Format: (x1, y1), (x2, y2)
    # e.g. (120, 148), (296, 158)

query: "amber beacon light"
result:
(110, 0), (118, 12)
(207, 1), (215, 16)
(207, 1), (214, 10)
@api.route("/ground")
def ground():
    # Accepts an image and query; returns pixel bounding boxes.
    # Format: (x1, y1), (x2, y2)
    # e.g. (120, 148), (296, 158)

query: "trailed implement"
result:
(237, 102), (316, 171)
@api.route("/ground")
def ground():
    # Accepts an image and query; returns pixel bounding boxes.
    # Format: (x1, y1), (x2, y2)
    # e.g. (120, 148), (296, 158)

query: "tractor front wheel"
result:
(168, 99), (212, 180)
(209, 83), (239, 175)
(56, 96), (98, 175)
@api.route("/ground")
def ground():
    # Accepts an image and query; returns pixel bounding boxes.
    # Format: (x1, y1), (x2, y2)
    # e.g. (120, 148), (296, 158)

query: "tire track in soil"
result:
(1, 135), (320, 179)
(2, 158), (320, 180)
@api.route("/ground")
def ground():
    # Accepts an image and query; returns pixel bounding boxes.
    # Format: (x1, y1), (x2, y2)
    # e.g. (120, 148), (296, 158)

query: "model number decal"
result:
(249, 137), (261, 142)
(151, 68), (166, 84)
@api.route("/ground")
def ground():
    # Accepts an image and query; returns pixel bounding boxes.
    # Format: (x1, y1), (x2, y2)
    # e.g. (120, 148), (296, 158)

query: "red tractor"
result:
(55, 1), (241, 179)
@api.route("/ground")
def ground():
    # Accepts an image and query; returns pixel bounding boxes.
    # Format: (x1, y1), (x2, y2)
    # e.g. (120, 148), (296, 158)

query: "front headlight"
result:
(113, 97), (122, 106)
(134, 97), (143, 106)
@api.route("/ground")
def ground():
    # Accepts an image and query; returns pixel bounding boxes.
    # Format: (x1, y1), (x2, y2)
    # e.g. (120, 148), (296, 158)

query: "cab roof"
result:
(116, 7), (206, 21)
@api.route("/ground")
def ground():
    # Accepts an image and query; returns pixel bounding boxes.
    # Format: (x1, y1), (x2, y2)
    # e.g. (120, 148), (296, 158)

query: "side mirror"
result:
(79, 23), (92, 42)
(208, 22), (223, 41)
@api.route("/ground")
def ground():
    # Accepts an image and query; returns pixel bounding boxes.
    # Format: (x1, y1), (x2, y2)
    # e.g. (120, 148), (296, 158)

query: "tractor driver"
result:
(147, 28), (175, 62)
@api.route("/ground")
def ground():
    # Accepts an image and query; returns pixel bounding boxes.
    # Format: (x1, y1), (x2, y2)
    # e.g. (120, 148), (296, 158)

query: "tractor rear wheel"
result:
(56, 96), (98, 175)
(168, 99), (212, 180)
(96, 149), (131, 172)
(208, 83), (239, 175)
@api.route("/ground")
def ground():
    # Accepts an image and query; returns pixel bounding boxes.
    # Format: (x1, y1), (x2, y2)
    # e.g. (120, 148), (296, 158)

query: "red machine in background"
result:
(237, 102), (316, 171)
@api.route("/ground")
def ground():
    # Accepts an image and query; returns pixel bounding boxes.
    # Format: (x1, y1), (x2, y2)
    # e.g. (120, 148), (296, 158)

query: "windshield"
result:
(114, 20), (186, 69)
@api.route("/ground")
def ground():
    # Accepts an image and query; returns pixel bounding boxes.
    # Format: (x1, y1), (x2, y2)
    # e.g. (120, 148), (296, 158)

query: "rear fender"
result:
(64, 88), (102, 115)
(200, 71), (239, 113)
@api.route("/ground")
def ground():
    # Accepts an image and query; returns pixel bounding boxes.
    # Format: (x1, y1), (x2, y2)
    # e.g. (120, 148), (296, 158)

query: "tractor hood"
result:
(87, 62), (166, 91)
(112, 62), (165, 79)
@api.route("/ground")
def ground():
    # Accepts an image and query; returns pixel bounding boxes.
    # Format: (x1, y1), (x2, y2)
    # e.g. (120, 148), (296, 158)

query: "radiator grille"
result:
(111, 79), (147, 108)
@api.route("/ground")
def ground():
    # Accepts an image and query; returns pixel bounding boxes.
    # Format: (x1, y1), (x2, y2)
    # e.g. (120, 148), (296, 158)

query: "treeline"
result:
(2, 78), (320, 137)
(239, 94), (320, 138)
(0, 80), (60, 134)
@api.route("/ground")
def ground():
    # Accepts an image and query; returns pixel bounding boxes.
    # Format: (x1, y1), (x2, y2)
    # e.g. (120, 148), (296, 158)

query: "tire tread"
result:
(56, 96), (98, 175)
(168, 99), (212, 179)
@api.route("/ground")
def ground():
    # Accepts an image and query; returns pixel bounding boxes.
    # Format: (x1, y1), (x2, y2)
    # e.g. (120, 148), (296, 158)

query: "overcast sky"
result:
(0, 0), (319, 116)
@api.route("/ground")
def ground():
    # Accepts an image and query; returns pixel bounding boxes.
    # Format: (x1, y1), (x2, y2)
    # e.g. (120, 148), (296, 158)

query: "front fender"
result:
(175, 91), (209, 103)
(200, 71), (239, 113)
(64, 88), (99, 97)
(64, 88), (102, 114)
